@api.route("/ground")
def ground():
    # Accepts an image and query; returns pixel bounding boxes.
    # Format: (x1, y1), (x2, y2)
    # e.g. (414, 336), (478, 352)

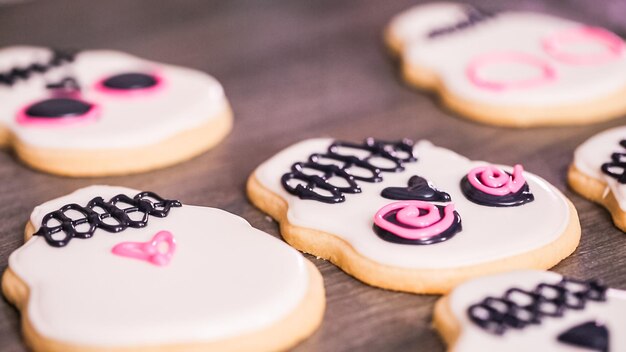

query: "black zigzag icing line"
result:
(281, 138), (417, 204)
(33, 191), (182, 248)
(467, 277), (608, 335)
(0, 49), (76, 86)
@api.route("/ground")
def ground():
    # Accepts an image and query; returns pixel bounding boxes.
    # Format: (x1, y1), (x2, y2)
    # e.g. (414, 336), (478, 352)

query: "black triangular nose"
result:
(557, 321), (609, 352)
(25, 98), (92, 118)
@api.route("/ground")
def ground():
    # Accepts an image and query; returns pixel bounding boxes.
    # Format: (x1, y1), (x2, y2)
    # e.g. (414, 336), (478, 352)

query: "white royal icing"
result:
(8, 186), (309, 347)
(0, 46), (228, 149)
(448, 270), (626, 351)
(389, 3), (626, 106)
(574, 126), (626, 210)
(254, 138), (572, 269)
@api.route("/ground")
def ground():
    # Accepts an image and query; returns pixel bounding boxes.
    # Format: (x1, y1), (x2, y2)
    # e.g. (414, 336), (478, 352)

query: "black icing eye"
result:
(102, 73), (158, 90)
(25, 98), (93, 118)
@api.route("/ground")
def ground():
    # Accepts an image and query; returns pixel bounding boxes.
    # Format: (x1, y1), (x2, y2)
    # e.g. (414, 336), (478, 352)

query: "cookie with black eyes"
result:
(247, 137), (581, 294)
(0, 46), (232, 176)
(434, 270), (623, 351)
(385, 3), (626, 127)
(569, 126), (626, 232)
(1, 185), (324, 352)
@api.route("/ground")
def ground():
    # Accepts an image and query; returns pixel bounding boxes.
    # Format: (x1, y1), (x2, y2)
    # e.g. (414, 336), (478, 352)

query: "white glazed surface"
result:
(0, 46), (228, 149)
(574, 126), (626, 210)
(254, 138), (571, 269)
(448, 270), (626, 351)
(8, 186), (309, 347)
(389, 3), (626, 106)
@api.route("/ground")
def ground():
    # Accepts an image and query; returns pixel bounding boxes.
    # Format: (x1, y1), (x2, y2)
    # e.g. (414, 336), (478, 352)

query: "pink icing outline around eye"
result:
(467, 164), (525, 196)
(93, 71), (165, 97)
(466, 52), (556, 91)
(112, 230), (176, 266)
(16, 100), (101, 127)
(543, 26), (625, 65)
(374, 201), (455, 240)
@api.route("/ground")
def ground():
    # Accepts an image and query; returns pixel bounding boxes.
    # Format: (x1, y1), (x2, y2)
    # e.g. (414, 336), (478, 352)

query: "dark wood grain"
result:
(1, 1), (626, 351)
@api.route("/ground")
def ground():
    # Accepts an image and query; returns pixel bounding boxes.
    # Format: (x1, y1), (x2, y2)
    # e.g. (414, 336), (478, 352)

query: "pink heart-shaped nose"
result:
(112, 230), (176, 266)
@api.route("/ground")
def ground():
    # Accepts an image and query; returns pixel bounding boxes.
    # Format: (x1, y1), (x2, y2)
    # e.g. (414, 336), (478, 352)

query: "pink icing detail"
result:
(466, 52), (556, 91)
(543, 26), (624, 65)
(467, 164), (526, 196)
(374, 201), (455, 240)
(93, 71), (165, 97)
(111, 230), (176, 266)
(16, 101), (100, 127)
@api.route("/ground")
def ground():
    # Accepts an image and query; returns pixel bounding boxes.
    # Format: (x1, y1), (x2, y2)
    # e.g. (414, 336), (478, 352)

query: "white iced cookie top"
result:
(574, 126), (626, 210)
(254, 138), (571, 269)
(0, 46), (227, 149)
(8, 185), (309, 347)
(388, 2), (626, 106)
(447, 270), (626, 351)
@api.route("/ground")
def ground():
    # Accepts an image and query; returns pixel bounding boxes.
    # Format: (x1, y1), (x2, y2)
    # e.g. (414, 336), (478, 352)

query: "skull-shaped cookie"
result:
(0, 46), (232, 176)
(434, 270), (625, 351)
(2, 186), (324, 352)
(386, 2), (626, 127)
(248, 138), (580, 293)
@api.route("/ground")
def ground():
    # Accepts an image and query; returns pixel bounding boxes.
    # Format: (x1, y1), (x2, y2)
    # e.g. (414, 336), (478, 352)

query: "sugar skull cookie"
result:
(434, 270), (624, 351)
(569, 126), (626, 232)
(0, 46), (232, 176)
(247, 138), (581, 294)
(385, 3), (626, 127)
(2, 186), (324, 352)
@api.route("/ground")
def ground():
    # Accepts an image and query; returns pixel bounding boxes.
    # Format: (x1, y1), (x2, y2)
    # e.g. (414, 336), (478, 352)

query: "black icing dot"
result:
(25, 98), (92, 118)
(102, 73), (158, 90)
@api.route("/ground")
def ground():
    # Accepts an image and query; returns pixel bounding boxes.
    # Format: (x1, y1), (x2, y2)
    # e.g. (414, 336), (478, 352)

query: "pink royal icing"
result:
(467, 164), (525, 196)
(374, 201), (456, 240)
(466, 52), (556, 91)
(111, 230), (176, 266)
(543, 26), (625, 65)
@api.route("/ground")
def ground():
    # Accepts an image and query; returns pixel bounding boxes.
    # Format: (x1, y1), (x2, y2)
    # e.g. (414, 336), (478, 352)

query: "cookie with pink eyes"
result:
(247, 138), (580, 294)
(385, 3), (626, 127)
(0, 46), (232, 176)
(2, 186), (324, 352)
(434, 270), (625, 351)
(569, 126), (626, 232)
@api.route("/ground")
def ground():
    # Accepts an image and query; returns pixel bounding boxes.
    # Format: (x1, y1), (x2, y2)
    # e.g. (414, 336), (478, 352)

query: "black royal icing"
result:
(34, 191), (182, 248)
(557, 321), (609, 352)
(281, 138), (416, 204)
(382, 175), (451, 202)
(25, 98), (93, 118)
(103, 73), (158, 90)
(601, 139), (626, 183)
(467, 277), (607, 335)
(427, 6), (497, 39)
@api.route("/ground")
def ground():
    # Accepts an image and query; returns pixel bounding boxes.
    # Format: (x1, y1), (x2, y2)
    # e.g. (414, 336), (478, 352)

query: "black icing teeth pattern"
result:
(601, 139), (626, 183)
(467, 277), (608, 336)
(382, 175), (451, 202)
(0, 49), (75, 86)
(33, 191), (182, 248)
(427, 6), (497, 39)
(281, 138), (416, 204)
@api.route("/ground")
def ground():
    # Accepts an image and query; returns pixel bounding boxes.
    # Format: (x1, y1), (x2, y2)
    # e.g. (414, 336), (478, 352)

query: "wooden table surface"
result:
(1, 0), (626, 351)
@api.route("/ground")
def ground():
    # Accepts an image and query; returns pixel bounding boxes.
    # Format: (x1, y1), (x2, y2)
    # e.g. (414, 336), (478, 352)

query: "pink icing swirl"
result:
(112, 230), (176, 266)
(467, 164), (525, 196)
(543, 26), (624, 65)
(374, 201), (456, 240)
(466, 52), (556, 91)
